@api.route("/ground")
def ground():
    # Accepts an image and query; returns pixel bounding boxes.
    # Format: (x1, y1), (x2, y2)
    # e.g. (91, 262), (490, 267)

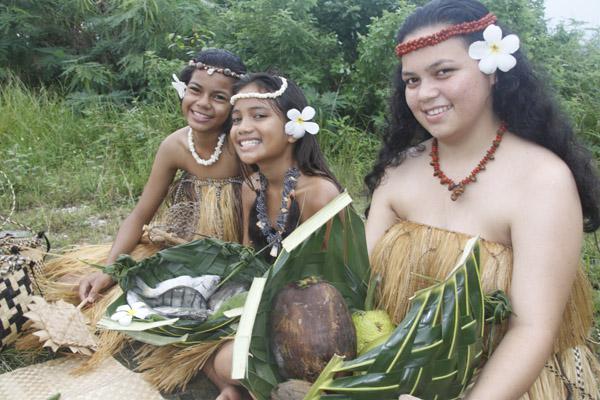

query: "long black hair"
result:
(178, 48), (247, 133)
(364, 0), (600, 232)
(232, 73), (342, 190)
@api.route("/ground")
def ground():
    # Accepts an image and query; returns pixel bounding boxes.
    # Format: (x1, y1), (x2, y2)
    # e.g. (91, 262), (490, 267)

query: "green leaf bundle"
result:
(239, 201), (371, 399)
(303, 236), (510, 400)
(102, 237), (270, 344)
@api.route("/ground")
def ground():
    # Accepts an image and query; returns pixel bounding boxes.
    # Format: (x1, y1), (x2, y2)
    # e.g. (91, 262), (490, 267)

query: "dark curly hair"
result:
(178, 48), (247, 133)
(364, 0), (600, 232)
(232, 73), (342, 190)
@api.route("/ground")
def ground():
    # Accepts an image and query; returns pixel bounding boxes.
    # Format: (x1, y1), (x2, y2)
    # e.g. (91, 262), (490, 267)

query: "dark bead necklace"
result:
(255, 167), (300, 257)
(430, 122), (506, 201)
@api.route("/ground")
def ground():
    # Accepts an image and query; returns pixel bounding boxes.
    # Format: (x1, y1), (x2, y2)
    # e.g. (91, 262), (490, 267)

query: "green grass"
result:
(0, 347), (56, 374)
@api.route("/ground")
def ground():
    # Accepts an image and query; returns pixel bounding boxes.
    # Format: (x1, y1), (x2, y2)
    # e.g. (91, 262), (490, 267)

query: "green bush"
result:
(210, 0), (345, 89)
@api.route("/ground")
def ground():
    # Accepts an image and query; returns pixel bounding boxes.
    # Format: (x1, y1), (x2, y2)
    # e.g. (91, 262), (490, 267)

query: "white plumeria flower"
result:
(468, 24), (520, 74)
(110, 302), (151, 326)
(284, 106), (320, 139)
(171, 74), (187, 99)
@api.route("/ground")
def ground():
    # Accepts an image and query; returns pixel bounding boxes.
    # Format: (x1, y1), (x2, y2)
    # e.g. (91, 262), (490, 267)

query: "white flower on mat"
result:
(285, 106), (320, 139)
(468, 24), (520, 74)
(110, 302), (151, 326)
(171, 74), (187, 99)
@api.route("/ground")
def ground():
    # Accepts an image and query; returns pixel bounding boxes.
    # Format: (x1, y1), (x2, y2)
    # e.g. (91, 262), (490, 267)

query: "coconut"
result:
(270, 277), (356, 382)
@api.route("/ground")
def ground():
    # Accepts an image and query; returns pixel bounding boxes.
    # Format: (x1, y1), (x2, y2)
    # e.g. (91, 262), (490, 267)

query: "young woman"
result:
(71, 48), (246, 306)
(204, 73), (341, 400)
(22, 49), (248, 391)
(365, 1), (600, 399)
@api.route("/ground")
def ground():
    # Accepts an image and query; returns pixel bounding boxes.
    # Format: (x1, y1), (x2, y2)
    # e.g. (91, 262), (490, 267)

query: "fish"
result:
(208, 281), (249, 313)
(127, 275), (221, 322)
(151, 306), (211, 321)
(134, 275), (221, 300)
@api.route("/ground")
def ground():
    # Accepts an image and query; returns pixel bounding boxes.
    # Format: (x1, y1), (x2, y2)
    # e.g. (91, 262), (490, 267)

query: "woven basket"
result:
(0, 230), (48, 350)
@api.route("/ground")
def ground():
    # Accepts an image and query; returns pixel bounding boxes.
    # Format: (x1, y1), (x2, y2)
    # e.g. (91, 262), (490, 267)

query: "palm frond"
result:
(238, 193), (370, 399)
(305, 237), (511, 400)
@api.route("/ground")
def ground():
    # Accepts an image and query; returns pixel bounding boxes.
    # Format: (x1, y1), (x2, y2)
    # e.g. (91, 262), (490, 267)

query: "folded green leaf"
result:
(100, 238), (270, 345)
(304, 237), (511, 400)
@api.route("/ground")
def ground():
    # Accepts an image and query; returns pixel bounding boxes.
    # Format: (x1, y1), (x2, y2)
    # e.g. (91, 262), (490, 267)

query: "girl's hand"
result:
(399, 396), (422, 400)
(78, 271), (115, 302)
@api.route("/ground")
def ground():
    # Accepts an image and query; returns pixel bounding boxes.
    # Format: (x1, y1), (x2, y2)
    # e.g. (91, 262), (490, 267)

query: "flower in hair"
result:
(171, 74), (187, 99)
(468, 24), (519, 74)
(285, 106), (319, 139)
(110, 302), (151, 326)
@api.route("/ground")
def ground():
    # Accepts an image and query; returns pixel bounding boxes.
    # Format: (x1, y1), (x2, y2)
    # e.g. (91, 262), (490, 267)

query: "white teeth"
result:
(425, 106), (452, 116)
(240, 139), (261, 148)
(192, 111), (210, 118)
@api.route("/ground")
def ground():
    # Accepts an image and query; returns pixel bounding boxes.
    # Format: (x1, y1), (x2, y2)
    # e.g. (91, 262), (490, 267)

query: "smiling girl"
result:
(75, 49), (247, 304)
(203, 73), (341, 400)
(23, 50), (248, 386)
(365, 0), (600, 399)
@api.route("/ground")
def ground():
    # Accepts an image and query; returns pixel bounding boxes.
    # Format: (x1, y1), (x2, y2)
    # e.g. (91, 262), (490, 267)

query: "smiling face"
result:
(401, 24), (495, 142)
(181, 69), (235, 136)
(230, 83), (295, 166)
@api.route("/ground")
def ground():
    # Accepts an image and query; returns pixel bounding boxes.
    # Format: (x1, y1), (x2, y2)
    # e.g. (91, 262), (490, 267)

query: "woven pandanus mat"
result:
(0, 356), (164, 400)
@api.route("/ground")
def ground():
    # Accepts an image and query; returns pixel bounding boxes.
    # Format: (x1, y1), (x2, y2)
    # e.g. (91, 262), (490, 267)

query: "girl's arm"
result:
(241, 181), (256, 247)
(465, 161), (582, 400)
(79, 135), (180, 301)
(365, 171), (399, 256)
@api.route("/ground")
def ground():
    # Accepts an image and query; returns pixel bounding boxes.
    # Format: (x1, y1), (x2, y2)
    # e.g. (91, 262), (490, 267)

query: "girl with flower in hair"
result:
(74, 48), (247, 305)
(21, 49), (249, 390)
(204, 72), (341, 400)
(365, 0), (600, 398)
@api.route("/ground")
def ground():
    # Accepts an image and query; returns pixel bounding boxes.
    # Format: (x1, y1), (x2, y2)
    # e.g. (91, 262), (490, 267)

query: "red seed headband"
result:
(395, 13), (497, 57)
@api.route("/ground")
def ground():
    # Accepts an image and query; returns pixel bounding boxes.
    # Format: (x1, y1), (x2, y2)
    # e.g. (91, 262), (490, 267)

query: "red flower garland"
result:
(430, 122), (507, 201)
(395, 13), (497, 58)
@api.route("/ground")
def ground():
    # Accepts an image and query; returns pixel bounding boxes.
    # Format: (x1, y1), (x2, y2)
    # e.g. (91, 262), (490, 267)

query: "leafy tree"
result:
(0, 0), (214, 101)
(209, 0), (345, 89)
(311, 0), (398, 60)
(341, 1), (415, 130)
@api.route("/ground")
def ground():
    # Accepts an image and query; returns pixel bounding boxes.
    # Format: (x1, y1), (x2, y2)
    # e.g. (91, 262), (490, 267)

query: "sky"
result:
(544, 0), (600, 28)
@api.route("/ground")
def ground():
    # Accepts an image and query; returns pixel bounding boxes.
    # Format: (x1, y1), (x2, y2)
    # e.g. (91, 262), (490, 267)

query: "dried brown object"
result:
(24, 296), (97, 355)
(270, 379), (312, 400)
(270, 277), (356, 382)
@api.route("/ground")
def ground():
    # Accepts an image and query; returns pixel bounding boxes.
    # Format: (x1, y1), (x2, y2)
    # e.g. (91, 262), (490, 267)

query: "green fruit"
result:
(352, 310), (395, 355)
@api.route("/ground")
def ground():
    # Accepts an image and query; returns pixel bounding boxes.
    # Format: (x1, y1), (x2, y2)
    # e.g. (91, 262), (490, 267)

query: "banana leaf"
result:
(100, 237), (270, 344)
(236, 193), (371, 399)
(303, 236), (511, 400)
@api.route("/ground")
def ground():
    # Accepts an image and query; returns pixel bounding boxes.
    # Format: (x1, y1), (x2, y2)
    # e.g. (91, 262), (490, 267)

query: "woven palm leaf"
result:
(237, 194), (371, 400)
(303, 236), (511, 400)
(100, 237), (270, 344)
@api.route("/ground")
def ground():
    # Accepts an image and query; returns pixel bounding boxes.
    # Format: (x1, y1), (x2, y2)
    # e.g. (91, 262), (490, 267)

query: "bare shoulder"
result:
(371, 143), (429, 210)
(296, 175), (340, 219)
(160, 127), (188, 150)
(502, 134), (581, 230)
(504, 134), (577, 197)
(381, 143), (429, 183)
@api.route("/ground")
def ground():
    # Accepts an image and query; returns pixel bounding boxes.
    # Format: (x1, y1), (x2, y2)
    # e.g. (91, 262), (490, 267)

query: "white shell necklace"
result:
(187, 127), (226, 166)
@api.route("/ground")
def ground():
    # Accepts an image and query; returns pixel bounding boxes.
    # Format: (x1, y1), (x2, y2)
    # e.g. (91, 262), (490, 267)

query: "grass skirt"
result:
(370, 220), (600, 399)
(17, 176), (243, 392)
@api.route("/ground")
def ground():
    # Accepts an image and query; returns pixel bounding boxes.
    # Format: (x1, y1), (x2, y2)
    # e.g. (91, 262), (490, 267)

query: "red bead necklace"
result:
(429, 122), (506, 201)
